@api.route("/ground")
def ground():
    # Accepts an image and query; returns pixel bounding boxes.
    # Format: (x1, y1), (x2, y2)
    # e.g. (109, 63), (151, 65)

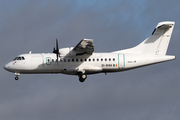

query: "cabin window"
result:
(76, 59), (78, 62)
(105, 58), (107, 61)
(60, 59), (63, 62)
(101, 58), (103, 61)
(109, 58), (111, 61)
(64, 59), (66, 62)
(113, 58), (115, 61)
(89, 59), (91, 62)
(81, 59), (83, 62)
(93, 59), (95, 61)
(68, 59), (70, 62)
(52, 59), (54, 62)
(84, 59), (87, 62)
(72, 59), (74, 62)
(97, 59), (99, 61)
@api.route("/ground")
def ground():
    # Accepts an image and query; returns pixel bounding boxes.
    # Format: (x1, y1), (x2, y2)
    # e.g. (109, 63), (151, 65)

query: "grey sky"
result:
(1, 0), (180, 120)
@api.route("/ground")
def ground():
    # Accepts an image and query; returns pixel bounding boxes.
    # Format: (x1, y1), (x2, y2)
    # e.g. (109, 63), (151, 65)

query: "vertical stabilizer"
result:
(114, 21), (175, 55)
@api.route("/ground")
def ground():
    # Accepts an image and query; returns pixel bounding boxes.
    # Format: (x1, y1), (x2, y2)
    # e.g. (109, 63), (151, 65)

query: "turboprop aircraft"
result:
(4, 21), (175, 82)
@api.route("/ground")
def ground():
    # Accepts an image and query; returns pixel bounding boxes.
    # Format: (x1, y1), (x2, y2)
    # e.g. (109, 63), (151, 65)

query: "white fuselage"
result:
(4, 52), (175, 75)
(3, 21), (176, 82)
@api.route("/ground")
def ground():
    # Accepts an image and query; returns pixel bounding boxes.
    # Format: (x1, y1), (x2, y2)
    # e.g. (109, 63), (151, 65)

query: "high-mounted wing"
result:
(73, 39), (94, 56)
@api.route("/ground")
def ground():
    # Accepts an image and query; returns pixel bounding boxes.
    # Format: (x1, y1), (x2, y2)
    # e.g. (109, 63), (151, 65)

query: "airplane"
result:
(4, 21), (175, 82)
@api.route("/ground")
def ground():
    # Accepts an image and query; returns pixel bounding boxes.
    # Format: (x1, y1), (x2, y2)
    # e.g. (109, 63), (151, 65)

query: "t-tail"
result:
(114, 21), (175, 55)
(113, 21), (175, 67)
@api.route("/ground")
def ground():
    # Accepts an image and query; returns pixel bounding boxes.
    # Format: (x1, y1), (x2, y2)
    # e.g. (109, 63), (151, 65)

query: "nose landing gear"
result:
(15, 73), (20, 81)
(15, 76), (19, 80)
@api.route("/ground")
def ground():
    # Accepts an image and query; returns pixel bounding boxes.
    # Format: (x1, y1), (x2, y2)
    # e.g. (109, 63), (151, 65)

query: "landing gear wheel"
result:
(78, 74), (87, 82)
(15, 76), (19, 80)
(81, 74), (87, 79)
(79, 78), (85, 82)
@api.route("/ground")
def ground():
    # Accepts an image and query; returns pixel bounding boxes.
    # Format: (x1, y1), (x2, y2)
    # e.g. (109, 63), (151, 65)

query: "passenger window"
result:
(113, 58), (115, 61)
(76, 59), (78, 62)
(60, 59), (63, 62)
(93, 59), (95, 61)
(101, 58), (103, 61)
(109, 58), (111, 61)
(89, 59), (91, 62)
(64, 59), (66, 62)
(72, 59), (74, 62)
(68, 59), (70, 62)
(81, 59), (83, 62)
(105, 58), (107, 61)
(84, 59), (87, 62)
(97, 59), (99, 61)
(52, 59), (54, 62)
(22, 57), (25, 60)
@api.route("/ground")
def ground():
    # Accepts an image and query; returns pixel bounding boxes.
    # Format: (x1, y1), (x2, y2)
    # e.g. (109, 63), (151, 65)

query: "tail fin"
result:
(114, 21), (175, 55)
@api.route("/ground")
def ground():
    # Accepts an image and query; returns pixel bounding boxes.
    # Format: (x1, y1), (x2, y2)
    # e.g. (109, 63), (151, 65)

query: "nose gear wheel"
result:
(15, 76), (19, 80)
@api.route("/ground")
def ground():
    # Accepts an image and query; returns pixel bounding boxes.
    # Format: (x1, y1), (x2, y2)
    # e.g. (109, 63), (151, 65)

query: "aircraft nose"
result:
(4, 63), (10, 71)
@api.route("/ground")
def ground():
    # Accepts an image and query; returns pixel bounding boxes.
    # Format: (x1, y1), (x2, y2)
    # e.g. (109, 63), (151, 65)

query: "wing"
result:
(73, 39), (94, 56)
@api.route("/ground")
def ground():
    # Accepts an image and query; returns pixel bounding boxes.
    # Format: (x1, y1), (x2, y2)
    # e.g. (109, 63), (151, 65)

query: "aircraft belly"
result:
(60, 65), (103, 75)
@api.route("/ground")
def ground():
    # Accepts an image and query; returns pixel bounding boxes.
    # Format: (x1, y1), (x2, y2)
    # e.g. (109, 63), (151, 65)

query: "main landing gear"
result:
(14, 73), (20, 81)
(78, 74), (87, 82)
(76, 68), (87, 82)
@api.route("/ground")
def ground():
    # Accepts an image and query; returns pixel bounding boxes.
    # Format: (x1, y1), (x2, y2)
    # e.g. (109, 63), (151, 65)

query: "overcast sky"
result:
(1, 0), (180, 120)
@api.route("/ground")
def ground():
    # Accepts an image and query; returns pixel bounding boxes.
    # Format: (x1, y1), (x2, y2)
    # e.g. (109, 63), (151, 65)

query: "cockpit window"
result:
(17, 57), (21, 60)
(13, 56), (25, 61)
(13, 57), (18, 61)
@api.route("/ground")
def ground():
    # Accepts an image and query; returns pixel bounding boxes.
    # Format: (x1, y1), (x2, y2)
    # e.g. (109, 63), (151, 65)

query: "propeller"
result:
(53, 38), (60, 64)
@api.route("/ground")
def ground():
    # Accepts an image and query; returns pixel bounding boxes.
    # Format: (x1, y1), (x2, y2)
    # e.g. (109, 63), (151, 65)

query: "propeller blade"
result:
(53, 38), (60, 65)
(53, 47), (56, 53)
(56, 53), (59, 64)
(56, 38), (59, 53)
